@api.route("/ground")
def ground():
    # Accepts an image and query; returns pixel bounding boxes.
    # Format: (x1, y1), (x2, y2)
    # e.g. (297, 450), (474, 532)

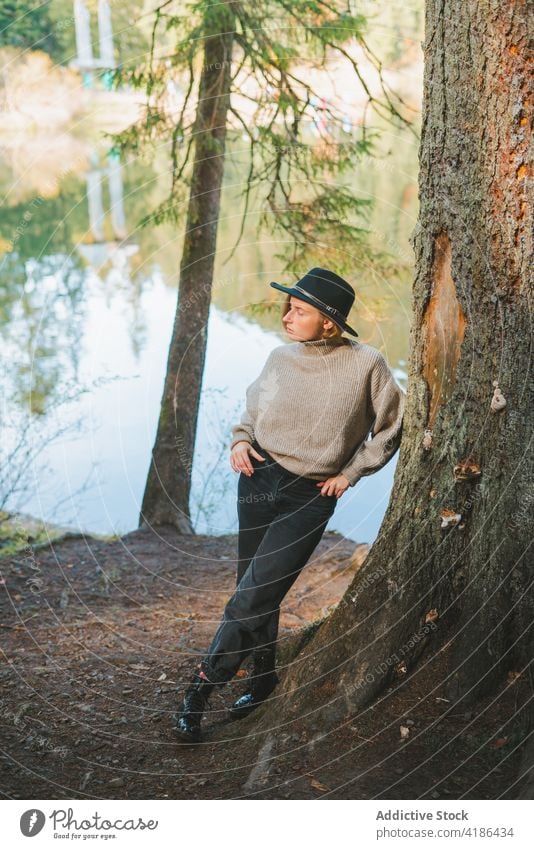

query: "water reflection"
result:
(0, 133), (414, 543)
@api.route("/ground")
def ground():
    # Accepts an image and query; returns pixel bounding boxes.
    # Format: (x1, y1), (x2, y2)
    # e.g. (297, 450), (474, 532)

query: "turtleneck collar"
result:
(297, 336), (351, 357)
(298, 336), (352, 353)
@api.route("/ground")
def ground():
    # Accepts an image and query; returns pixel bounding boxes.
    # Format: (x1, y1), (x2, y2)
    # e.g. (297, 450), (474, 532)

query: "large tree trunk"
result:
(269, 0), (533, 725)
(140, 5), (235, 532)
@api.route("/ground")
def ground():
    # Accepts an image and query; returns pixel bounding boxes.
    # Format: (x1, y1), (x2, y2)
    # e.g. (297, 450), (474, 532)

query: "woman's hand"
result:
(316, 473), (350, 498)
(230, 441), (266, 476)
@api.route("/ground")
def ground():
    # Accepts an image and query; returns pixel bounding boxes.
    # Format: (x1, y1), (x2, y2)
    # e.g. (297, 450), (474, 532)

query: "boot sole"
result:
(173, 726), (202, 744)
(228, 702), (263, 719)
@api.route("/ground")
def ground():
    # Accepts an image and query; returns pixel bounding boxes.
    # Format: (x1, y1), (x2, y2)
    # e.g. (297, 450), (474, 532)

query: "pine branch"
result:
(108, 0), (416, 272)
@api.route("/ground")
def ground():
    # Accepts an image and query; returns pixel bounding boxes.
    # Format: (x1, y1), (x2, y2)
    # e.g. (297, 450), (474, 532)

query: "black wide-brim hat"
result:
(270, 266), (358, 337)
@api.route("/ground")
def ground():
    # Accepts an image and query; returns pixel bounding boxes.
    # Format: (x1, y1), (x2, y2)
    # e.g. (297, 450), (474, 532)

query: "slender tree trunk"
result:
(140, 5), (235, 532)
(270, 0), (533, 725)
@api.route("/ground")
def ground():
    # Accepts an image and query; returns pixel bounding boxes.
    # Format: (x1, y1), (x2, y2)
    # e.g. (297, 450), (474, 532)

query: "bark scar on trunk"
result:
(422, 232), (467, 428)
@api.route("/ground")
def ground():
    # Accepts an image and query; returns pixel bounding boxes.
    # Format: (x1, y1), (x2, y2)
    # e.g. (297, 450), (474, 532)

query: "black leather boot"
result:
(229, 648), (279, 719)
(173, 673), (214, 743)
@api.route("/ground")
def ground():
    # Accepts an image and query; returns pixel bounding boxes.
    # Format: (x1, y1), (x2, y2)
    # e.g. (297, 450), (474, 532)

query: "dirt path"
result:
(0, 527), (529, 799)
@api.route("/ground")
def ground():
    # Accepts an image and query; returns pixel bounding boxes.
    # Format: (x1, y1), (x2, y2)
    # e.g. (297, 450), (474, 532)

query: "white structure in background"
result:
(78, 150), (138, 274)
(85, 150), (127, 242)
(73, 0), (116, 69)
(97, 0), (115, 67)
(107, 155), (127, 238)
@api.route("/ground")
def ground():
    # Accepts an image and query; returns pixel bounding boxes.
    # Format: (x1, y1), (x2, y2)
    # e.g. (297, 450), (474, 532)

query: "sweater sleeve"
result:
(230, 407), (256, 450)
(340, 354), (405, 486)
(229, 349), (277, 450)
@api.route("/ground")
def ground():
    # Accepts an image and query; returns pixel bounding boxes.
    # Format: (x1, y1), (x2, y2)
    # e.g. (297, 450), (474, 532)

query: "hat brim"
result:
(270, 281), (359, 338)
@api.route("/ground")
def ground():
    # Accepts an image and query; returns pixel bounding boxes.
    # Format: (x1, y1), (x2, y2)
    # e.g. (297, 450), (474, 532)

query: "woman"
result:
(173, 267), (405, 743)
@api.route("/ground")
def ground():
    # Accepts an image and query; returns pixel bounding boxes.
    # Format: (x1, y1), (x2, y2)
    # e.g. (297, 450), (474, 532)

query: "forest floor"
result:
(0, 525), (531, 800)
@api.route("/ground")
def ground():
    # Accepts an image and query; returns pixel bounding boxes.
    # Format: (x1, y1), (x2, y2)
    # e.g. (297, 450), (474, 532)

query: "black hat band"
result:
(292, 284), (348, 323)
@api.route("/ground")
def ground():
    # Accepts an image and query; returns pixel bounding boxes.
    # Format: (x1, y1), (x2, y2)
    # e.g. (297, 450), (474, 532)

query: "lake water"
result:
(0, 112), (417, 545)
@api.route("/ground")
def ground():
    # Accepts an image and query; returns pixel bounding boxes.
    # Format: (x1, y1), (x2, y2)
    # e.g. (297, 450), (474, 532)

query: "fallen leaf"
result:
(235, 669), (247, 679)
(494, 738), (508, 748)
(310, 777), (330, 792)
(80, 771), (93, 791)
(425, 608), (439, 623)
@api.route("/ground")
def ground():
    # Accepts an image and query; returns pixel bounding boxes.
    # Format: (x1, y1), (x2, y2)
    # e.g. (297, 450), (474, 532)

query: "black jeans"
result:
(200, 440), (337, 684)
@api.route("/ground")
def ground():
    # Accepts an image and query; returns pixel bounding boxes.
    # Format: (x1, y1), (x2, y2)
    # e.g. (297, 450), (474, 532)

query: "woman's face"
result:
(282, 296), (335, 341)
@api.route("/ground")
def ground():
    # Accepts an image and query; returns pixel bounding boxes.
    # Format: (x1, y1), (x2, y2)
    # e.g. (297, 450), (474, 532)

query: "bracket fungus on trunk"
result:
(490, 380), (507, 412)
(453, 458), (482, 482)
(440, 508), (463, 530)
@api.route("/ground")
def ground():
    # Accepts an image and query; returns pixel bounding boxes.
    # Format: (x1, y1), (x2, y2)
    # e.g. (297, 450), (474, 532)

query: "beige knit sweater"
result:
(230, 336), (405, 486)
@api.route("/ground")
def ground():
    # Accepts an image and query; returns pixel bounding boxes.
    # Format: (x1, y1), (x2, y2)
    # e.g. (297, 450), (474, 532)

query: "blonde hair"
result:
(282, 295), (344, 339)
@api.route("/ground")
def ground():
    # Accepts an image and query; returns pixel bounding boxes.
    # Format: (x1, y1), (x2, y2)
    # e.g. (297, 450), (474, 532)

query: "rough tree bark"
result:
(140, 4), (235, 532)
(269, 0), (533, 728)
